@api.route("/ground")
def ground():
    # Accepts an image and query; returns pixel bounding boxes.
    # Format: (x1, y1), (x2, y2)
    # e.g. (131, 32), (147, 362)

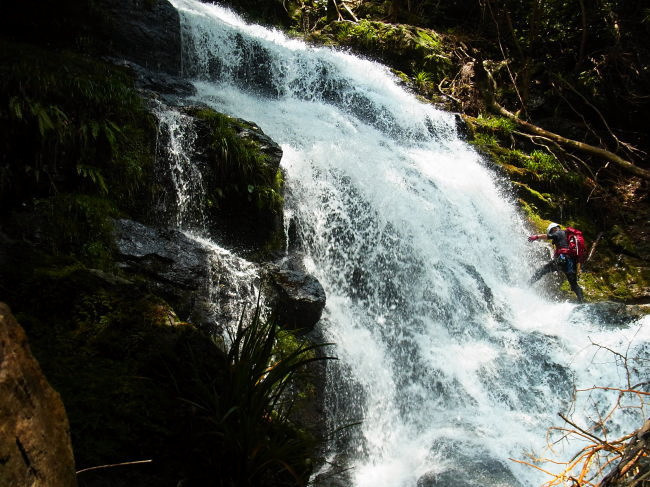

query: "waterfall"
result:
(168, 1), (650, 485)
(153, 102), (262, 332)
(154, 105), (207, 230)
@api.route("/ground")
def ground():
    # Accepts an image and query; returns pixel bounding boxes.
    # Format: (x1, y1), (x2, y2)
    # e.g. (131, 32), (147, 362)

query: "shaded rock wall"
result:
(0, 303), (77, 487)
(96, 0), (182, 74)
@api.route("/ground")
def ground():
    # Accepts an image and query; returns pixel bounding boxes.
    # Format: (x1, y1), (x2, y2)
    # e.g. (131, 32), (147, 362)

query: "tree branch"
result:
(479, 62), (650, 180)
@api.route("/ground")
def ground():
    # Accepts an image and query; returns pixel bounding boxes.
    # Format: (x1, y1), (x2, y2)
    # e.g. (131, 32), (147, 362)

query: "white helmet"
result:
(546, 222), (560, 236)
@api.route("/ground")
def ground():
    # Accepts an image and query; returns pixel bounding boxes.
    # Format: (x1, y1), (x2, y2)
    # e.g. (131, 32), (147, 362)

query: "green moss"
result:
(518, 199), (553, 234)
(610, 225), (639, 256)
(567, 263), (649, 303)
(473, 114), (517, 134)
(470, 132), (530, 169)
(513, 182), (555, 212)
(310, 20), (452, 84)
(189, 108), (283, 214)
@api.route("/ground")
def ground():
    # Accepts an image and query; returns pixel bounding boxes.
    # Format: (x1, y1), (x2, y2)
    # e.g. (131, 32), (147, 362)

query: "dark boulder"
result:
(113, 219), (264, 330)
(417, 458), (521, 487)
(570, 301), (650, 328)
(266, 254), (326, 332)
(417, 438), (523, 487)
(114, 218), (212, 290)
(113, 60), (197, 98)
(183, 107), (286, 256)
(96, 0), (182, 75)
(114, 219), (214, 328)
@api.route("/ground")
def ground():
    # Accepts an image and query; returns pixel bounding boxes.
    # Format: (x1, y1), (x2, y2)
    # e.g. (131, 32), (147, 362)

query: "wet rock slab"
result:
(114, 218), (211, 290)
(570, 301), (650, 328)
(265, 254), (326, 332)
(417, 438), (523, 487)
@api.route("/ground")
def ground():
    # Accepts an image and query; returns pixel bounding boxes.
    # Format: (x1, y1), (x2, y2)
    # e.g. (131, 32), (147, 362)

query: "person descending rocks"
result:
(528, 222), (585, 303)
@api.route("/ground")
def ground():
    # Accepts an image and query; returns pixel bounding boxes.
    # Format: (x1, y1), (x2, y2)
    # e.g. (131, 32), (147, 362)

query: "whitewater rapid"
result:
(167, 1), (650, 485)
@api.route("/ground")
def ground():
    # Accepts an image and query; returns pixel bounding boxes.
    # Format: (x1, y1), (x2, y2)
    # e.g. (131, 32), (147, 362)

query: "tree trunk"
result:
(327, 0), (340, 22)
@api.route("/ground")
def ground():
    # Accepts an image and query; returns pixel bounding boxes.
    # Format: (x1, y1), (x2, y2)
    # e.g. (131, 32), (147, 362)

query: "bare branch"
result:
(76, 459), (153, 475)
(478, 62), (650, 180)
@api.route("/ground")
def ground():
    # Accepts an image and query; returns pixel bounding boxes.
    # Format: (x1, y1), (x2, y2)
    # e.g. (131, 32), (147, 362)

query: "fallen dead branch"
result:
(513, 335), (650, 486)
(477, 61), (650, 180)
(76, 459), (153, 475)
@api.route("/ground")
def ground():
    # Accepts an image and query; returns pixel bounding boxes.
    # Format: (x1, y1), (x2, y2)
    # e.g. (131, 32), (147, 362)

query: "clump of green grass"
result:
(191, 108), (285, 216)
(176, 303), (333, 486)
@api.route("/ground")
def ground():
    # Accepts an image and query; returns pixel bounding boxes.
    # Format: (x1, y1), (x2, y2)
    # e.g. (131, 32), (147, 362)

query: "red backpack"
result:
(565, 227), (587, 263)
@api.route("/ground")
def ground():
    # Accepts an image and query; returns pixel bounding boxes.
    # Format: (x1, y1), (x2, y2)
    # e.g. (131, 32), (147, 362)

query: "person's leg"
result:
(563, 257), (584, 302)
(566, 273), (584, 302)
(530, 260), (557, 284)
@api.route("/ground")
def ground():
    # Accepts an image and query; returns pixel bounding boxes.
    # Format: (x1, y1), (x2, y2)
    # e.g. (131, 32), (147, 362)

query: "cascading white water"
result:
(168, 1), (650, 485)
(155, 105), (208, 230)
(154, 103), (262, 332)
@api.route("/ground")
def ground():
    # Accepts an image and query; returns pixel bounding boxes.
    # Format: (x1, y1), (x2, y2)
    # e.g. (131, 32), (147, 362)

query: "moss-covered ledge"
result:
(182, 106), (286, 258)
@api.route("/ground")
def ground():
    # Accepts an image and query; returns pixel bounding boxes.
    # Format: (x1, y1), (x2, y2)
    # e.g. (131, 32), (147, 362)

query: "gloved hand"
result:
(528, 235), (539, 241)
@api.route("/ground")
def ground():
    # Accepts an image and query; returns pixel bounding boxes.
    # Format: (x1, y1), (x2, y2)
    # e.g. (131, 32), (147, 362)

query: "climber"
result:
(528, 222), (585, 303)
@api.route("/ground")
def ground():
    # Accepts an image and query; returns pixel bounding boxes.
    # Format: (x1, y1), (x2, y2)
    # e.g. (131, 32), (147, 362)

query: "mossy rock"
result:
(512, 182), (556, 213)
(564, 259), (650, 303)
(184, 106), (286, 257)
(610, 225), (644, 257)
(308, 20), (453, 84)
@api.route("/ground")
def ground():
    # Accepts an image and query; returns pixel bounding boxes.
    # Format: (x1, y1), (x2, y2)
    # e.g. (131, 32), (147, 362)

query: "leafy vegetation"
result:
(0, 41), (157, 269)
(190, 108), (284, 216)
(184, 107), (286, 256)
(172, 304), (330, 486)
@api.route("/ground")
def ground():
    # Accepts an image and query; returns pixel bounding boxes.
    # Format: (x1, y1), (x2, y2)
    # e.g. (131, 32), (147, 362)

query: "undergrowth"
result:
(0, 40), (156, 265)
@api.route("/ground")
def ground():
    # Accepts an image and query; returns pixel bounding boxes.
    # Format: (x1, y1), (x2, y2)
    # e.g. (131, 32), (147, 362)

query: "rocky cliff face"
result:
(0, 303), (77, 487)
(96, 0), (182, 75)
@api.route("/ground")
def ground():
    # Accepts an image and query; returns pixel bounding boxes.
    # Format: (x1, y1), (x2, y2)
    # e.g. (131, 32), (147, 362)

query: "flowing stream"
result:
(167, 1), (650, 485)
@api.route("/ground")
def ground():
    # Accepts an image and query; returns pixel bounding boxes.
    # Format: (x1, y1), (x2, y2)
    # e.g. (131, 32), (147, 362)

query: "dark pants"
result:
(530, 254), (584, 302)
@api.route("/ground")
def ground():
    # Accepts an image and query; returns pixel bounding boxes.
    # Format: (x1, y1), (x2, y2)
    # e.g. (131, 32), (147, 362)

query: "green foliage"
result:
(191, 108), (284, 216)
(522, 151), (584, 188)
(313, 20), (452, 84)
(0, 41), (156, 212)
(414, 70), (434, 93)
(0, 41), (157, 273)
(473, 114), (517, 135)
(173, 304), (331, 486)
(351, 20), (381, 48)
(416, 29), (441, 50)
(522, 151), (565, 181)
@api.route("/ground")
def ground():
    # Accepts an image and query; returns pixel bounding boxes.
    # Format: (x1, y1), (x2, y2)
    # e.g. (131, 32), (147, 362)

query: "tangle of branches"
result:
(512, 333), (650, 486)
